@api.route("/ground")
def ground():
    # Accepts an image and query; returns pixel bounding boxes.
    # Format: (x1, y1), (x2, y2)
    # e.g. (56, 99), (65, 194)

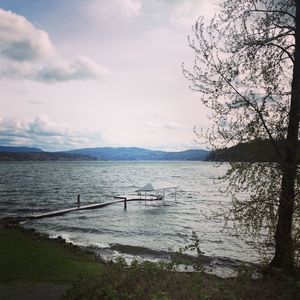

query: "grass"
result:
(0, 228), (103, 283)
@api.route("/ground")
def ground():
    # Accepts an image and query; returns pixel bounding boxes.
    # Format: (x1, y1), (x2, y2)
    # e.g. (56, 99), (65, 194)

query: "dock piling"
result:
(77, 194), (81, 207)
(124, 198), (127, 210)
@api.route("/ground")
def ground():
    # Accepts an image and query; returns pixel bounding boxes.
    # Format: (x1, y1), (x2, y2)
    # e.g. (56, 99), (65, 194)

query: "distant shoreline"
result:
(0, 153), (209, 162)
(0, 146), (209, 161)
(0, 152), (97, 161)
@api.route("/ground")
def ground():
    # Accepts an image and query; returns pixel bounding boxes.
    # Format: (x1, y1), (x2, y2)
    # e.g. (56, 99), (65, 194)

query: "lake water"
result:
(0, 161), (260, 265)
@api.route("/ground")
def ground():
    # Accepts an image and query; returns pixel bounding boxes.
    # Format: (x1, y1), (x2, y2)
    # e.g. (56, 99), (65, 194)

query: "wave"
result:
(106, 243), (243, 269)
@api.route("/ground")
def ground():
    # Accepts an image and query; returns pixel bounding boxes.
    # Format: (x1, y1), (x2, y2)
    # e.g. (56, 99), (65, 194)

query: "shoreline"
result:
(1, 216), (253, 278)
(0, 216), (105, 263)
(1, 217), (299, 299)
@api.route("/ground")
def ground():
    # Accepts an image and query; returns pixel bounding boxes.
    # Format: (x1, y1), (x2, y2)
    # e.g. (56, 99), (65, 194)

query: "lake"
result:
(0, 161), (260, 265)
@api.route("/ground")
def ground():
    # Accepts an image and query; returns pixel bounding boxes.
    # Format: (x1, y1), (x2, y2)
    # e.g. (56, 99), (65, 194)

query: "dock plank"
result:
(28, 200), (124, 220)
(26, 196), (164, 220)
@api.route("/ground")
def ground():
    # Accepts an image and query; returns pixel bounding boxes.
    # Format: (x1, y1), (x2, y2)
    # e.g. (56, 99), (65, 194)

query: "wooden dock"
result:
(26, 195), (164, 220)
(27, 200), (124, 220)
(23, 183), (178, 221)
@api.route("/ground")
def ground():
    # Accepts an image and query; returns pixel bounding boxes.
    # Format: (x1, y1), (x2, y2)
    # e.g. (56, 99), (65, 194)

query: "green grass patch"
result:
(0, 228), (103, 283)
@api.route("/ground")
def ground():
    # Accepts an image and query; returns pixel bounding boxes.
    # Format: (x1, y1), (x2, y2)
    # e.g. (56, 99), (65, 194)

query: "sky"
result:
(0, 0), (220, 151)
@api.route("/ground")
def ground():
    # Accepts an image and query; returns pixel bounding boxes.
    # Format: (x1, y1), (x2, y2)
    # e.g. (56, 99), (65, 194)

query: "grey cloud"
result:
(27, 118), (65, 137)
(0, 136), (32, 146)
(0, 116), (103, 151)
(1, 40), (43, 62)
(0, 8), (109, 82)
(35, 56), (109, 82)
(0, 9), (55, 60)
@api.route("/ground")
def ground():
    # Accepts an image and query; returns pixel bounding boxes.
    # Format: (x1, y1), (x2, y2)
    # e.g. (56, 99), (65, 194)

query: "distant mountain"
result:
(67, 147), (209, 161)
(0, 146), (43, 153)
(0, 145), (209, 161)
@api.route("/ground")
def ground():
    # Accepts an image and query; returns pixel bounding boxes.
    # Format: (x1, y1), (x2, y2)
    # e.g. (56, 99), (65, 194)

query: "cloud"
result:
(147, 121), (188, 131)
(0, 8), (109, 82)
(168, 0), (221, 27)
(118, 0), (141, 16)
(86, 0), (141, 20)
(26, 99), (43, 105)
(36, 55), (110, 82)
(0, 9), (55, 61)
(0, 115), (103, 151)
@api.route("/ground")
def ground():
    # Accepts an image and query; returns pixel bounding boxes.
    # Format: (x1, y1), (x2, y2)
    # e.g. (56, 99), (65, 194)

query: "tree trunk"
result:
(270, 2), (300, 275)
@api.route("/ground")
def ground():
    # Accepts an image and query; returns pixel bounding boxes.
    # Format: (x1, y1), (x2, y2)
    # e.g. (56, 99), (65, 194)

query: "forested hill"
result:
(207, 140), (285, 162)
(0, 152), (96, 161)
(0, 143), (289, 162)
(67, 147), (209, 161)
(0, 146), (43, 153)
(0, 146), (209, 161)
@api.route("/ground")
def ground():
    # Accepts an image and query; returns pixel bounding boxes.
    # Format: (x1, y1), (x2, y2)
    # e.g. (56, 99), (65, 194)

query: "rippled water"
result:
(0, 161), (259, 263)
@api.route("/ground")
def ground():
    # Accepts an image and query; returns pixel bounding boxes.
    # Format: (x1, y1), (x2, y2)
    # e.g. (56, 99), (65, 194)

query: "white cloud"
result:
(0, 9), (55, 61)
(0, 115), (103, 150)
(0, 8), (109, 82)
(86, 0), (141, 24)
(169, 0), (221, 27)
(119, 0), (141, 16)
